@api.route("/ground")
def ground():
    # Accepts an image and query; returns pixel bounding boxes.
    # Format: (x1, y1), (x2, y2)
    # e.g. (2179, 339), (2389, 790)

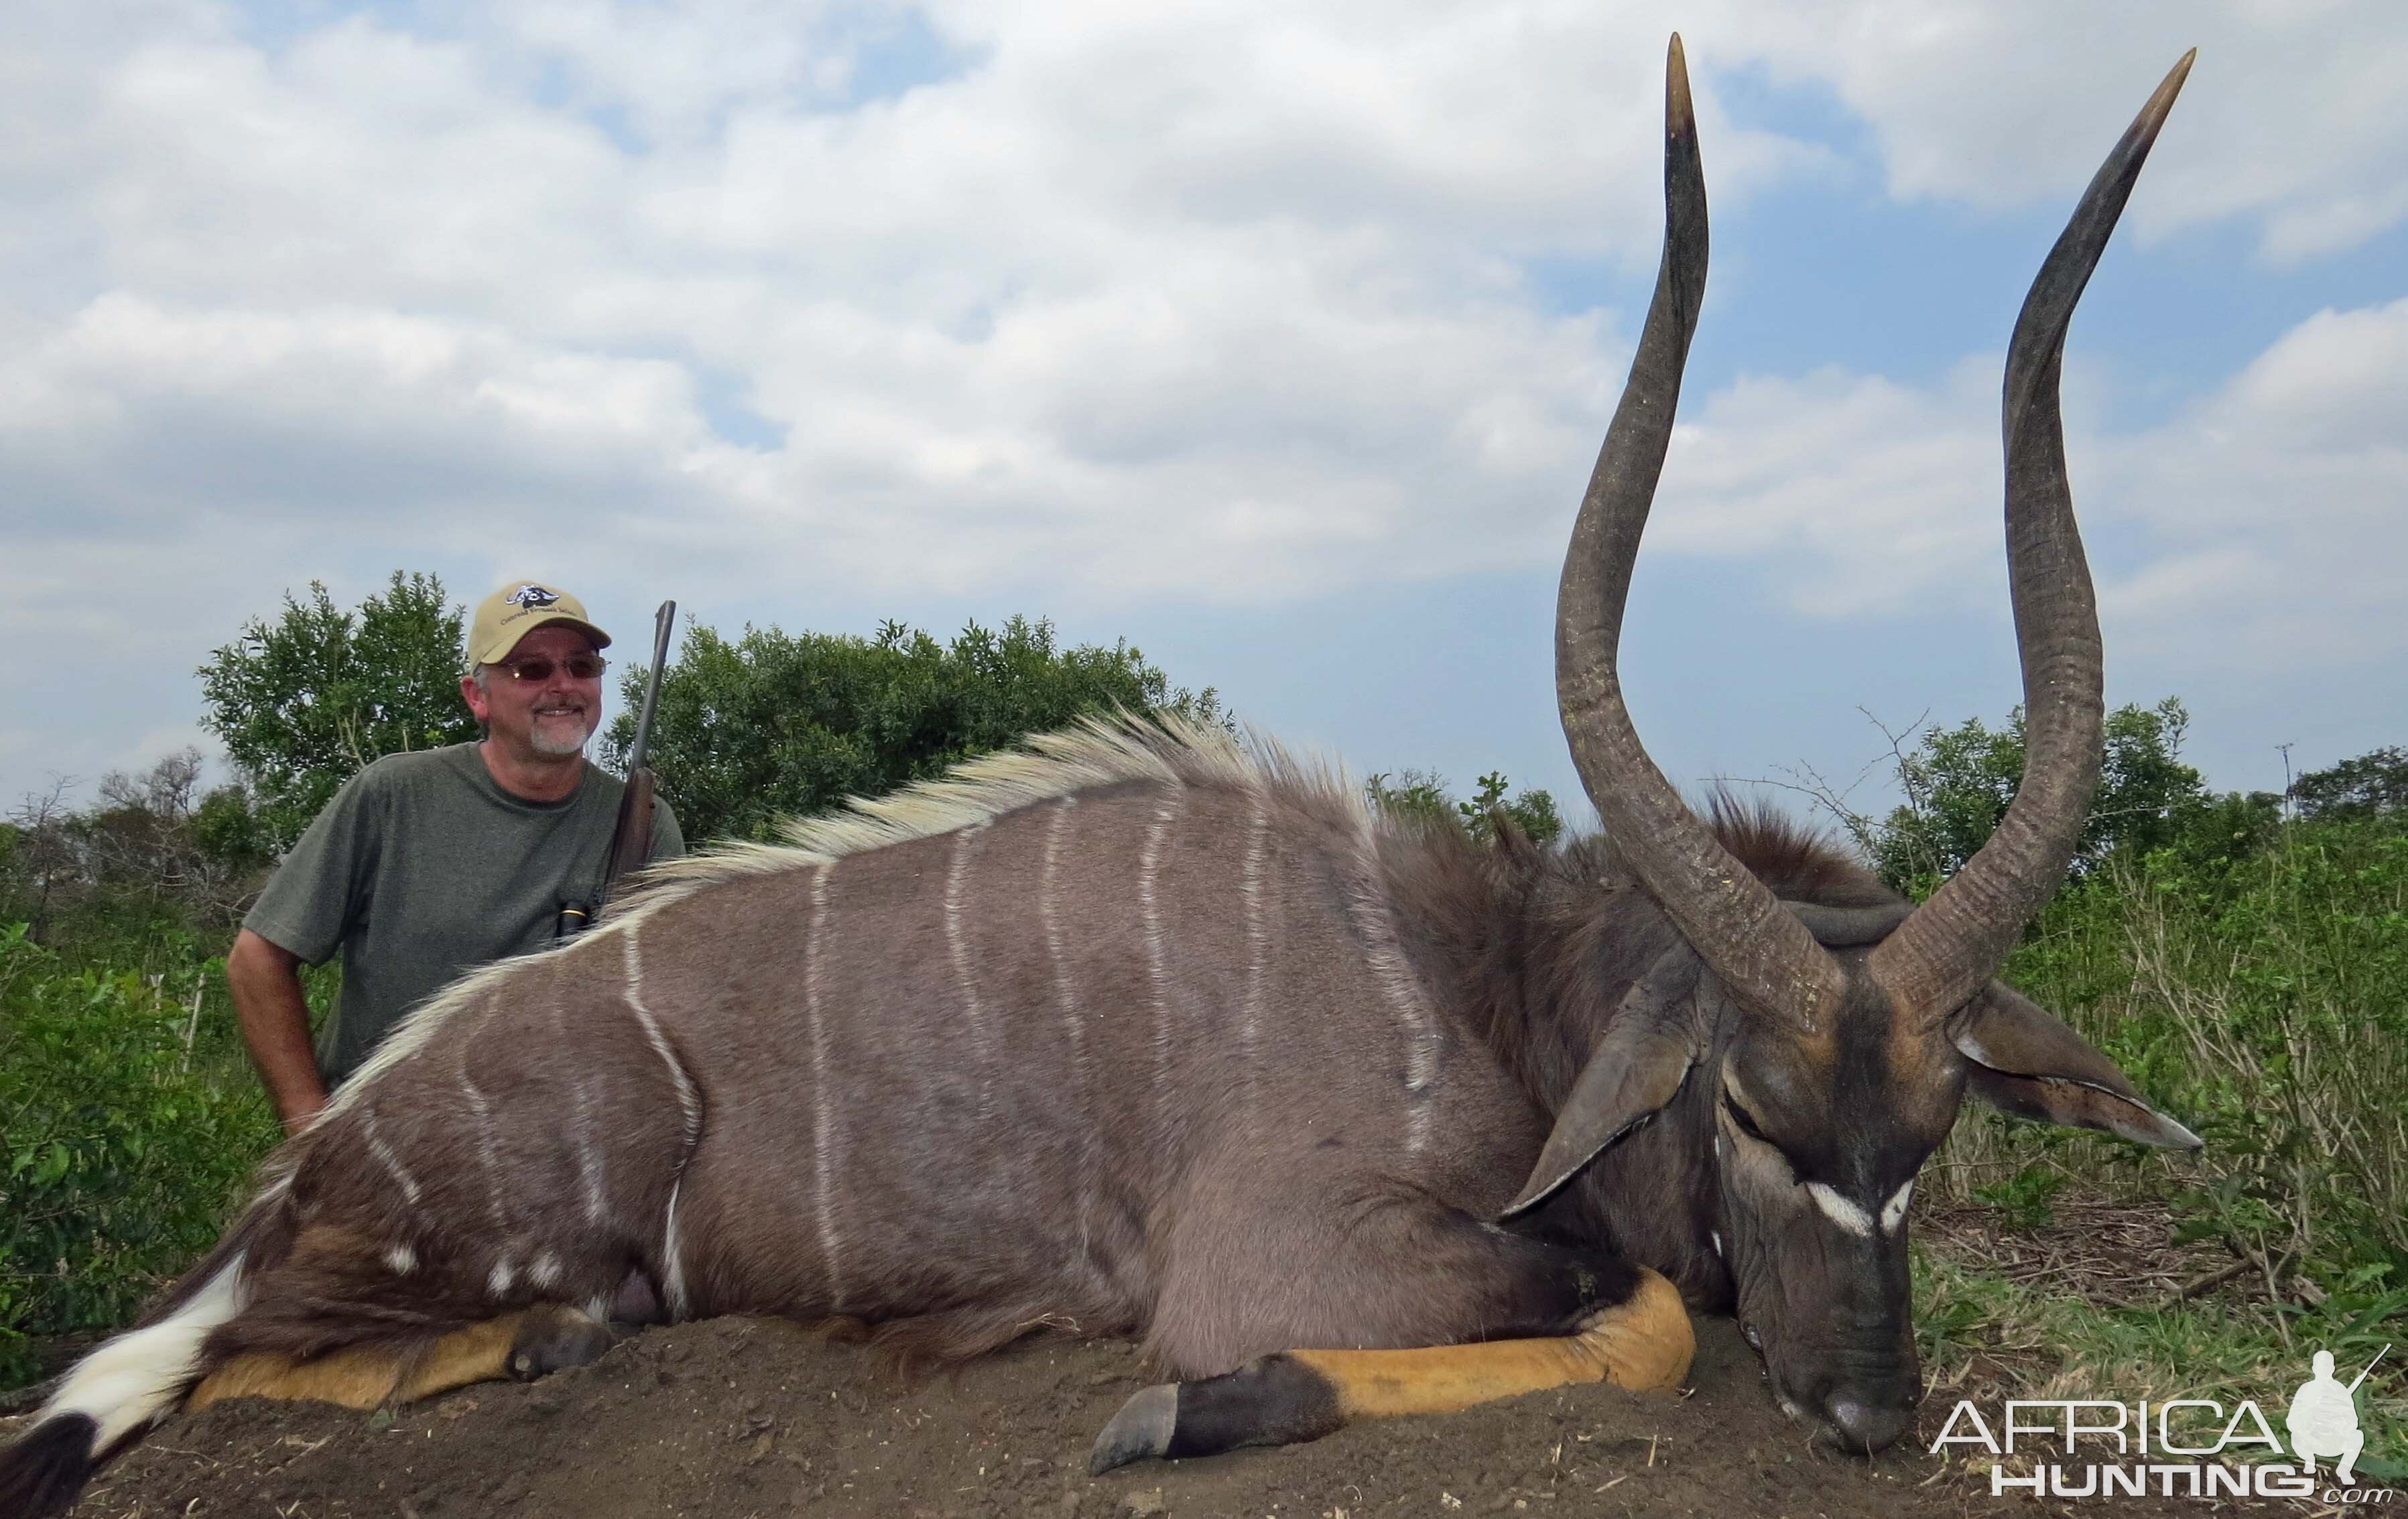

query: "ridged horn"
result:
(1556, 34), (1844, 1032)
(1871, 50), (2195, 1026)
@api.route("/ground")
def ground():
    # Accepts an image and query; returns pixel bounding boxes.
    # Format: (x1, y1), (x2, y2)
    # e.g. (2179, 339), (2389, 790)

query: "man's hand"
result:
(226, 928), (329, 1134)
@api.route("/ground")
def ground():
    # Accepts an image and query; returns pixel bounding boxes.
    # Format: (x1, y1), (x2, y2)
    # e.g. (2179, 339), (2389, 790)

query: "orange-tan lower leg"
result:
(187, 1305), (609, 1412)
(1090, 1266), (1692, 1471)
(1292, 1263), (1693, 1414)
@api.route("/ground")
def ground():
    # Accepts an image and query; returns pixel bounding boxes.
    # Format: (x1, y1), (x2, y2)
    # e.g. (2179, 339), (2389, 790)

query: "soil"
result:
(13, 1311), (2292, 1519)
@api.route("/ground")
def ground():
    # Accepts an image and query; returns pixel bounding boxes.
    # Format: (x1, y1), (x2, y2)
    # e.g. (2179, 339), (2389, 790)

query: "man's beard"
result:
(527, 709), (594, 757)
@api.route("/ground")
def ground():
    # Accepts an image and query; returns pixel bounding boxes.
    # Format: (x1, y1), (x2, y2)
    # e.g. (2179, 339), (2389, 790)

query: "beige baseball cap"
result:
(466, 579), (613, 668)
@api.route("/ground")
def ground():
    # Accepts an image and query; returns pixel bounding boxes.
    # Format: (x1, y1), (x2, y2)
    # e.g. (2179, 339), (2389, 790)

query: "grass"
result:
(1903, 816), (2408, 1480)
(1916, 1237), (2407, 1482)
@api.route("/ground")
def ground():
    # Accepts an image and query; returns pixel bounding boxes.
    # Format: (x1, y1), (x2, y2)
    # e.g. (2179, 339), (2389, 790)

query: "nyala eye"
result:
(1724, 1096), (1771, 1144)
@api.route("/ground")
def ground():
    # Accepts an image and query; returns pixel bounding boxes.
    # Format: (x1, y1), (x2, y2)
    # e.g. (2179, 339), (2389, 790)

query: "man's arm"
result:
(227, 928), (328, 1135)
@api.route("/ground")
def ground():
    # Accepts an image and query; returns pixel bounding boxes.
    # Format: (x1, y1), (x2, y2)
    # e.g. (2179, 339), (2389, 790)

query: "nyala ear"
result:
(1499, 951), (1704, 1218)
(1951, 984), (2202, 1150)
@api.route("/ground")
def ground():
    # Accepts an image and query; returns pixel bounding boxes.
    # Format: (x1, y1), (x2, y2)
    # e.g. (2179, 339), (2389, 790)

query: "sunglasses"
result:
(491, 652), (607, 683)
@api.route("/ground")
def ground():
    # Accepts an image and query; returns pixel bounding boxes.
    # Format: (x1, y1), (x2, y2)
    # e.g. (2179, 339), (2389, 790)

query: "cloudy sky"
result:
(5, 0), (2402, 833)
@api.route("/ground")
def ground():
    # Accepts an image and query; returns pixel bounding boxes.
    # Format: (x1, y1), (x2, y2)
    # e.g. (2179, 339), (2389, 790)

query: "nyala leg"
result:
(188, 1303), (614, 1412)
(1092, 1260), (1691, 1472)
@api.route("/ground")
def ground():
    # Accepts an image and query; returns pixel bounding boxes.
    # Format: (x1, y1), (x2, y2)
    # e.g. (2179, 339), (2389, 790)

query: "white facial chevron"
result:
(1805, 1181), (1875, 1237)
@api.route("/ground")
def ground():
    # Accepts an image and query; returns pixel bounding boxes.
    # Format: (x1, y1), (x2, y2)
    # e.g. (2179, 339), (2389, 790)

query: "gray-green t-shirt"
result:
(243, 742), (686, 1085)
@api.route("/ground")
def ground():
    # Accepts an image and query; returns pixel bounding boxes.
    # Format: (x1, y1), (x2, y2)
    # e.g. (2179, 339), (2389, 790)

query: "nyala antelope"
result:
(2, 38), (2201, 1516)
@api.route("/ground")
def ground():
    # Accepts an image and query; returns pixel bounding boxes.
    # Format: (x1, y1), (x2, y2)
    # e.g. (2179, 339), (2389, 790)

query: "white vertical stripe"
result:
(659, 1177), (688, 1318)
(555, 969), (605, 1225)
(357, 1103), (421, 1206)
(623, 925), (700, 1318)
(806, 861), (846, 1313)
(1139, 787), (1183, 1104)
(622, 926), (701, 1148)
(1041, 799), (1083, 1050)
(946, 823), (995, 1122)
(1240, 793), (1269, 1102)
(1041, 797), (1096, 1276)
(457, 1046), (513, 1239)
(570, 1075), (608, 1226)
(1348, 829), (1438, 1156)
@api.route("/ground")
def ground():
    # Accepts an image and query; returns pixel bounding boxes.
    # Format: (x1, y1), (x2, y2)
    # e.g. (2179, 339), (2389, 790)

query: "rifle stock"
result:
(580, 599), (676, 928)
(600, 766), (657, 903)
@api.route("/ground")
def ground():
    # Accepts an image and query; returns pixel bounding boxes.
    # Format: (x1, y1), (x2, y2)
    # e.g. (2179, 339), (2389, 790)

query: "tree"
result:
(1365, 769), (1564, 846)
(83, 751), (270, 924)
(605, 615), (1224, 843)
(1869, 697), (2213, 894)
(2291, 746), (2408, 822)
(190, 782), (274, 879)
(1, 753), (273, 946)
(1364, 769), (1456, 831)
(2, 782), (78, 945)
(197, 573), (479, 850)
(1463, 770), (1565, 846)
(81, 750), (206, 899)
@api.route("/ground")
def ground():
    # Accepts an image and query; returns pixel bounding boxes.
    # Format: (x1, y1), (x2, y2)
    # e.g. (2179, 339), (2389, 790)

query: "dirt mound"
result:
(31, 1317), (2259, 1517)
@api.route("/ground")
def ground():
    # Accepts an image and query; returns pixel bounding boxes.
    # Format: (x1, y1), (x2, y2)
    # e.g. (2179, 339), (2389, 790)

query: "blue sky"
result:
(3, 0), (2402, 837)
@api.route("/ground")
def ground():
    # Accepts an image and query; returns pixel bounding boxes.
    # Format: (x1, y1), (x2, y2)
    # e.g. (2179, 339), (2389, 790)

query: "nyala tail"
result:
(0, 1187), (293, 1517)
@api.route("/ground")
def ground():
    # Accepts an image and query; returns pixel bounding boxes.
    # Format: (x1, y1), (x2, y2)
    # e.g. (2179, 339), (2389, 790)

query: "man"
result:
(227, 579), (685, 1134)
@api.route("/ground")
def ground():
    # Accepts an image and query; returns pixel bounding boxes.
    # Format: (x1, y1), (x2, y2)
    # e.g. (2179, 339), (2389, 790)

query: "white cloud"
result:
(1708, 0), (2408, 261)
(0, 0), (2400, 807)
(1649, 358), (2000, 616)
(2097, 296), (2408, 671)
(1618, 296), (2407, 698)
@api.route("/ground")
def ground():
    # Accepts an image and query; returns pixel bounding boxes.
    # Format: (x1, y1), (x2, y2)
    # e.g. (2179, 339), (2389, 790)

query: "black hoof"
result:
(1090, 1384), (1177, 1474)
(508, 1305), (615, 1382)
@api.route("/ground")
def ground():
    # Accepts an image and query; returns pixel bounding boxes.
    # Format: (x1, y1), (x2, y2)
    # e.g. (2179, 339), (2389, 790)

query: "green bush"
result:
(608, 614), (1224, 844)
(1946, 815), (2408, 1339)
(0, 924), (280, 1385)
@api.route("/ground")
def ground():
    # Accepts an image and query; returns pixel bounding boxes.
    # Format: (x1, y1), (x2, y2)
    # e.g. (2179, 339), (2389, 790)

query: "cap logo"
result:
(505, 584), (560, 612)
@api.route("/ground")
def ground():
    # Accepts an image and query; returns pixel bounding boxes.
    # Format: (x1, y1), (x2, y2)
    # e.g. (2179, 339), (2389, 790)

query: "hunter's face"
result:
(466, 625), (603, 761)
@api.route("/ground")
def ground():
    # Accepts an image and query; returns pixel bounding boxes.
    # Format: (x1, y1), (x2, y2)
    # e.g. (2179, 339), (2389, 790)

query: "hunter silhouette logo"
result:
(1930, 1341), (2395, 1500)
(2291, 1345), (2387, 1485)
(505, 584), (561, 611)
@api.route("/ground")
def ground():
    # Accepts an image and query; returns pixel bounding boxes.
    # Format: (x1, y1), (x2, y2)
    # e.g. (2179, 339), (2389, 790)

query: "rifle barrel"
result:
(2346, 1343), (2391, 1394)
(627, 599), (676, 774)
